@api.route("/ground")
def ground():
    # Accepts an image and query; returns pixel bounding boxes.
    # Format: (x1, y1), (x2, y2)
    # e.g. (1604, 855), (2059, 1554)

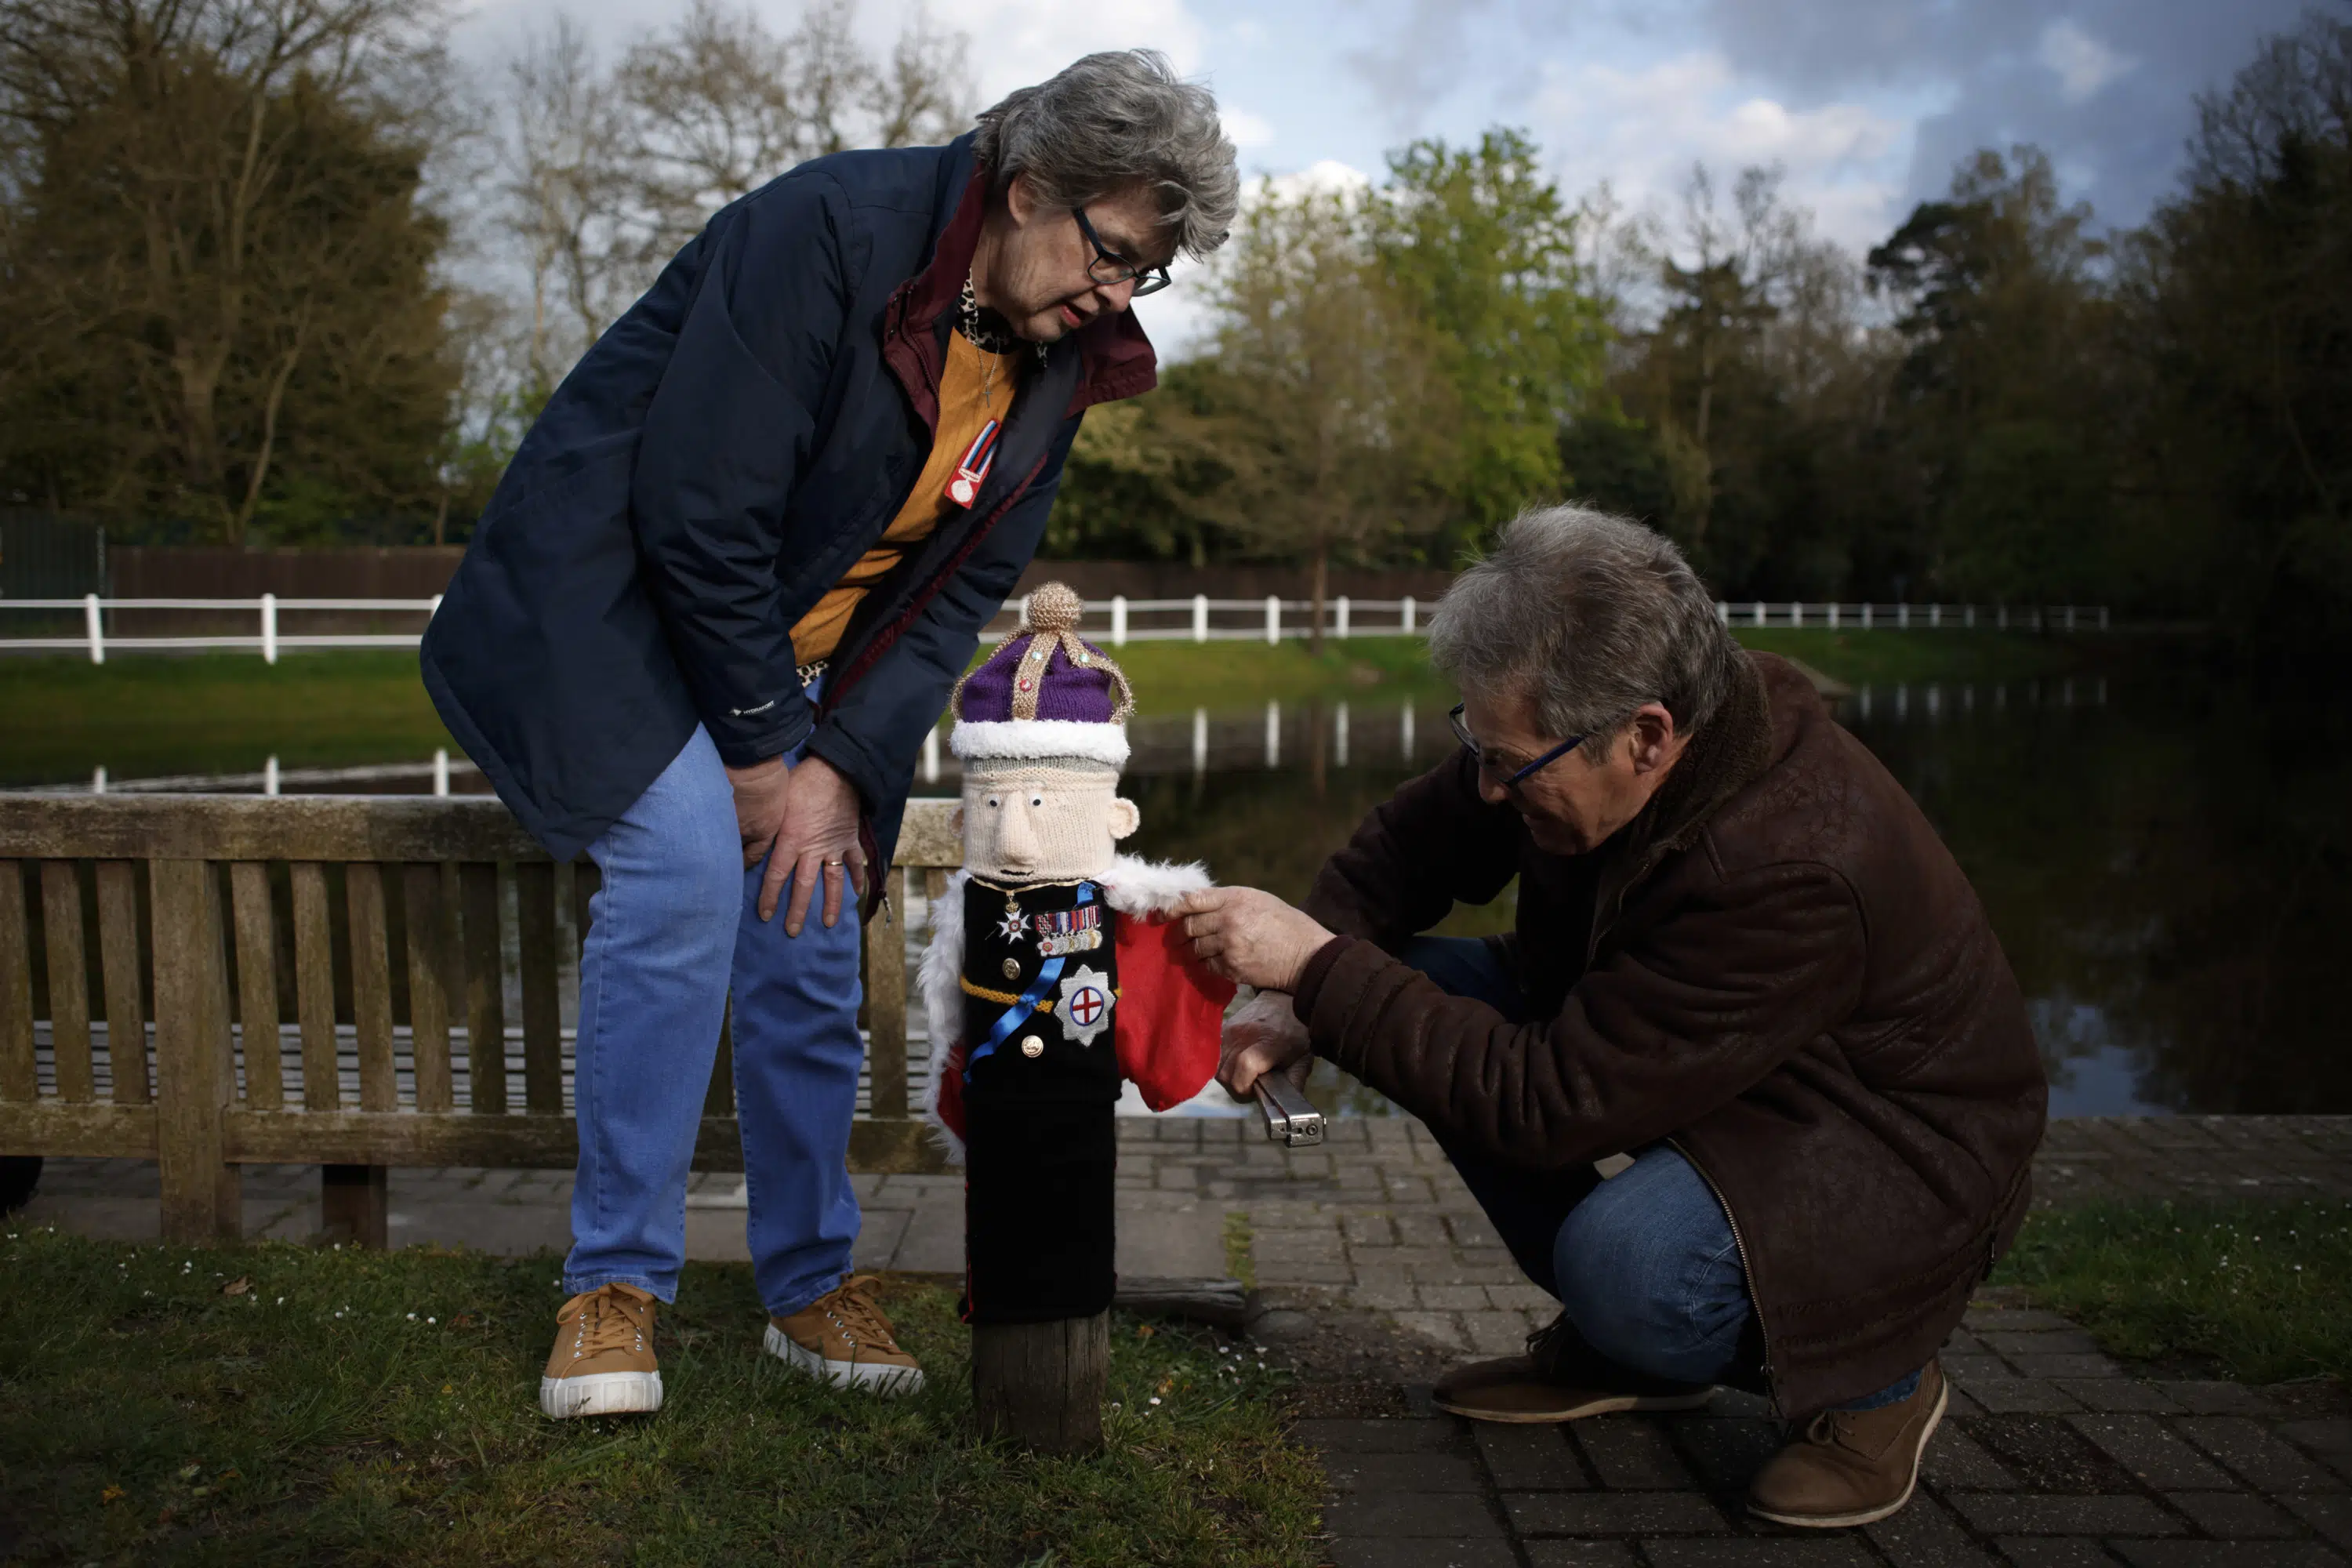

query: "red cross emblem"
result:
(1069, 985), (1105, 1026)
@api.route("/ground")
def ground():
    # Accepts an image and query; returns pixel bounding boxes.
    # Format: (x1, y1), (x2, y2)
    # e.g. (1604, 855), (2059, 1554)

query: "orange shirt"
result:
(790, 331), (1025, 664)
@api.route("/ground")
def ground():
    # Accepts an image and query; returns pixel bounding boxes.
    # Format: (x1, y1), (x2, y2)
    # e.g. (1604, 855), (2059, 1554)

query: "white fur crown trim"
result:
(950, 718), (1130, 768)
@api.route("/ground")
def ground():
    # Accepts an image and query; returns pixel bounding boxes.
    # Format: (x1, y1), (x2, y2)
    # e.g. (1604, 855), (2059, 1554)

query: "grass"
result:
(1995, 1198), (2352, 1385)
(0, 1227), (1322, 1566)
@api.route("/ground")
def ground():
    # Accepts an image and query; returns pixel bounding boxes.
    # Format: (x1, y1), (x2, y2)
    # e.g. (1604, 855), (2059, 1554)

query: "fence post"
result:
(1335, 596), (1350, 641)
(1791, 602), (1804, 628)
(2099, 606), (2109, 631)
(1752, 602), (1766, 628)
(1998, 604), (2008, 630)
(1110, 595), (1127, 648)
(923, 728), (940, 784)
(1192, 593), (1208, 644)
(1265, 702), (1280, 768)
(1716, 601), (1729, 626)
(1861, 604), (1873, 630)
(2064, 605), (2077, 631)
(1402, 596), (1416, 634)
(1965, 604), (1976, 629)
(84, 593), (104, 665)
(1827, 603), (1838, 629)
(1265, 596), (1281, 645)
(151, 858), (239, 1243)
(1898, 603), (1911, 629)
(433, 749), (450, 797)
(1929, 604), (1941, 629)
(260, 593), (278, 664)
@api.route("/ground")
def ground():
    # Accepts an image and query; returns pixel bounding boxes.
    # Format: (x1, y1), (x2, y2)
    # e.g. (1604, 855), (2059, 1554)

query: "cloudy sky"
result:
(450, 0), (2317, 348)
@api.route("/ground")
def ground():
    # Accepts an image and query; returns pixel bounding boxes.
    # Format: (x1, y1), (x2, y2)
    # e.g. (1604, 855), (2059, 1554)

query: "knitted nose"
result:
(997, 795), (1041, 866)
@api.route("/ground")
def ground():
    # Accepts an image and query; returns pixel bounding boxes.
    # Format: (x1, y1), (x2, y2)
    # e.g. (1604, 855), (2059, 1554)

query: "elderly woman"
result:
(1182, 507), (2045, 1529)
(424, 52), (1237, 1420)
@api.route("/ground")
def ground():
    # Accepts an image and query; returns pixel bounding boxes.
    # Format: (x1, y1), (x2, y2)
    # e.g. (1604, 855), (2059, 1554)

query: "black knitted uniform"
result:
(959, 876), (1122, 1325)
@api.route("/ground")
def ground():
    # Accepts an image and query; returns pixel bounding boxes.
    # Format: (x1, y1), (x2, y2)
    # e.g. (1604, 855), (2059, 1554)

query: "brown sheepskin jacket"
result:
(1295, 652), (2048, 1417)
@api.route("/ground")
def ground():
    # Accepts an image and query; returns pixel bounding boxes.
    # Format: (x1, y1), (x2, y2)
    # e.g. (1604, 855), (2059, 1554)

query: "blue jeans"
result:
(1399, 936), (1919, 1412)
(564, 716), (866, 1318)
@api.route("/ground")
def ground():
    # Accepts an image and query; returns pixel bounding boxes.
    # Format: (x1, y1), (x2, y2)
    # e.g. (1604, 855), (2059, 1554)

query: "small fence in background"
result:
(1718, 601), (2109, 632)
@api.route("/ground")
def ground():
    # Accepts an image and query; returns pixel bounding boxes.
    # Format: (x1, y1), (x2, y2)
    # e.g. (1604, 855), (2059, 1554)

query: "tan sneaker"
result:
(1434, 1312), (1715, 1424)
(764, 1275), (924, 1395)
(539, 1282), (663, 1419)
(1748, 1359), (1947, 1528)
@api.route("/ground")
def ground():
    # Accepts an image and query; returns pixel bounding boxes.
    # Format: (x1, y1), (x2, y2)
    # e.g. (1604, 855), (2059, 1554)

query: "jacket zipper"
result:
(1665, 1134), (1779, 1417)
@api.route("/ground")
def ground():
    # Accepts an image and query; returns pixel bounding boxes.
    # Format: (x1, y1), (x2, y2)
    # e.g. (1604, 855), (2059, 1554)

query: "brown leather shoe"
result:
(765, 1275), (924, 1396)
(1748, 1359), (1947, 1528)
(539, 1282), (662, 1419)
(1433, 1313), (1715, 1424)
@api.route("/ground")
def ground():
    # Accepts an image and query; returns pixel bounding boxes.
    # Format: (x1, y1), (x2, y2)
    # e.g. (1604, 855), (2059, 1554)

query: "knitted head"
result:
(949, 583), (1141, 883)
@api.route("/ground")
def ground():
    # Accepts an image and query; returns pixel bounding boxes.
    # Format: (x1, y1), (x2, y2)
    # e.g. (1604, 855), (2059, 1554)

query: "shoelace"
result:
(823, 1276), (901, 1352)
(561, 1288), (647, 1363)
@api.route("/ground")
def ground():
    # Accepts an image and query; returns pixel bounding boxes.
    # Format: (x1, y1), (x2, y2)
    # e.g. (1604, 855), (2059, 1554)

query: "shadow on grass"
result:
(1, 1228), (1322, 1566)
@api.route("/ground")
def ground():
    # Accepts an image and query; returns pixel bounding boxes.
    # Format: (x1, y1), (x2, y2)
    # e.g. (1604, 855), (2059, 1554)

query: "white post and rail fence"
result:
(2, 593), (2109, 660)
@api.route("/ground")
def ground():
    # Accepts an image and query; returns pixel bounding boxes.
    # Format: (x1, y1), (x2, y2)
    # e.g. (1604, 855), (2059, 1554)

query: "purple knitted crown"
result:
(949, 583), (1134, 768)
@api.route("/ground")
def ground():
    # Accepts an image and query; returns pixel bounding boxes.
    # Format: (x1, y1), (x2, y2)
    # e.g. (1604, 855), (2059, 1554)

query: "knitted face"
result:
(953, 758), (1140, 884)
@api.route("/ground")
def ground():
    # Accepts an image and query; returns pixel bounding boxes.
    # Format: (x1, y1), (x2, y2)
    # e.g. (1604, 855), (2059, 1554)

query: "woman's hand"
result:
(728, 753), (866, 931)
(1175, 887), (1335, 993)
(1218, 989), (1312, 1099)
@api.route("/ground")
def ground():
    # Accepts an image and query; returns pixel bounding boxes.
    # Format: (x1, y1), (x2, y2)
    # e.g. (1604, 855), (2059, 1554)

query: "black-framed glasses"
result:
(1449, 702), (1584, 790)
(1073, 205), (1172, 296)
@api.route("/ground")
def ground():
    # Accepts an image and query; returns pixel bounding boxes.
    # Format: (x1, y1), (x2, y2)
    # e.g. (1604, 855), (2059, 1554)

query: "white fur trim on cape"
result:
(950, 718), (1130, 768)
(916, 856), (1214, 1165)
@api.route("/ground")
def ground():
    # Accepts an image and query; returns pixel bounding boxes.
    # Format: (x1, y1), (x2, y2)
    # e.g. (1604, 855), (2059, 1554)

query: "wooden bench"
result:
(0, 793), (963, 1244)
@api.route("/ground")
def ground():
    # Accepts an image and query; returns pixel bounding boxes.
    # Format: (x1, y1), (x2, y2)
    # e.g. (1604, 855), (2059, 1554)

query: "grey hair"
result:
(1428, 505), (1742, 752)
(973, 49), (1239, 261)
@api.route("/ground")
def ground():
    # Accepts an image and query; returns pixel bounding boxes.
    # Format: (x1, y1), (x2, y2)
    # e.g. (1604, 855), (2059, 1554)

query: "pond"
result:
(17, 657), (2349, 1118)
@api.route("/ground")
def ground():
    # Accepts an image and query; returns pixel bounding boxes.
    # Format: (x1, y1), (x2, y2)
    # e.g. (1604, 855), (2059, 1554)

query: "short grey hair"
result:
(974, 49), (1239, 261)
(1429, 505), (1742, 751)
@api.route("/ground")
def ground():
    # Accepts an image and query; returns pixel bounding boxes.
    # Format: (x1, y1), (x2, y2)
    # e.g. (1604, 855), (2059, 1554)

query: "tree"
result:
(0, 0), (459, 541)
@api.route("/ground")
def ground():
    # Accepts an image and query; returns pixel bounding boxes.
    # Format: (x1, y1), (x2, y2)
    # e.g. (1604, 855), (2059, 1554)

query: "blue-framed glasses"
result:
(1449, 702), (1584, 789)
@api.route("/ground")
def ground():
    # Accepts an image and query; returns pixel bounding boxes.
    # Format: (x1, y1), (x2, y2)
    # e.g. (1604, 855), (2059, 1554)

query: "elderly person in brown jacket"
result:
(1179, 506), (2046, 1530)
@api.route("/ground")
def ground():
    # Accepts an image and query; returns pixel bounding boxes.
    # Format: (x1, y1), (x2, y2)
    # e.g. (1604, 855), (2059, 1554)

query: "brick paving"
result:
(20, 1112), (2352, 1566)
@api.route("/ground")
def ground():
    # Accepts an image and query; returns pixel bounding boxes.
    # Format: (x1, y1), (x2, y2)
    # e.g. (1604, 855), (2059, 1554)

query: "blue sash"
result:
(966, 882), (1096, 1080)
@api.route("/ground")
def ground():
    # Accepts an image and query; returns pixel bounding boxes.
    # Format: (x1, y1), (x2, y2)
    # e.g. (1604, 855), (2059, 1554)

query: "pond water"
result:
(22, 658), (2349, 1118)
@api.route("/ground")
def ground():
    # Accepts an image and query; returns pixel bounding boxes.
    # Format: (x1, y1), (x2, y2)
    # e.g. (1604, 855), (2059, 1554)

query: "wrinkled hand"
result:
(727, 753), (866, 931)
(1176, 886), (1334, 993)
(1218, 989), (1312, 1100)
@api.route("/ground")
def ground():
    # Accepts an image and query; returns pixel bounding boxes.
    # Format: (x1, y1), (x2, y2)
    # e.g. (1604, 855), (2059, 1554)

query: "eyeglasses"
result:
(1072, 206), (1172, 296)
(1449, 702), (1584, 790)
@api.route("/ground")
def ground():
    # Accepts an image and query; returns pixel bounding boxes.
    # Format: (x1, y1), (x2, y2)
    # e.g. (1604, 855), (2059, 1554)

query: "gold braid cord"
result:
(949, 582), (1134, 726)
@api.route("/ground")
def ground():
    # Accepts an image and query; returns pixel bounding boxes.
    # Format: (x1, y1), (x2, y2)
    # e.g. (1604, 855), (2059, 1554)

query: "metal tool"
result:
(1254, 1074), (1325, 1148)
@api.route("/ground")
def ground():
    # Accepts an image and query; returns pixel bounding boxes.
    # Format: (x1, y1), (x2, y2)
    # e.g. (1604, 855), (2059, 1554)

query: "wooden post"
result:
(321, 1163), (388, 1247)
(151, 859), (239, 1243)
(971, 1314), (1109, 1454)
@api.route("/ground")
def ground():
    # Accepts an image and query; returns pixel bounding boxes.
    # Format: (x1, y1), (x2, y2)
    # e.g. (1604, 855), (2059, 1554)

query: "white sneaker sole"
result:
(1433, 1387), (1717, 1424)
(762, 1324), (924, 1396)
(539, 1370), (663, 1419)
(1748, 1373), (1949, 1529)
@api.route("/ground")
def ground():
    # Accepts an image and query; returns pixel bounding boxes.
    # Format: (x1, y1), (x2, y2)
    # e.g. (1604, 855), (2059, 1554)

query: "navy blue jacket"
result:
(421, 136), (1155, 873)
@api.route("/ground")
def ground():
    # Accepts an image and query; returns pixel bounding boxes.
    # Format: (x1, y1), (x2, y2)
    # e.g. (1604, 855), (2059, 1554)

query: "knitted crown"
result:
(949, 583), (1135, 768)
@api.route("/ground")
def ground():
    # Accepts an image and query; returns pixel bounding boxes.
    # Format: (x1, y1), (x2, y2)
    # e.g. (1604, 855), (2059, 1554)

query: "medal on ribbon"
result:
(945, 418), (1001, 509)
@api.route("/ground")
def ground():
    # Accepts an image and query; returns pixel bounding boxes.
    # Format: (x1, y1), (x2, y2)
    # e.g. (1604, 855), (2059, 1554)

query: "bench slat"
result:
(95, 861), (149, 1105)
(40, 862), (94, 1102)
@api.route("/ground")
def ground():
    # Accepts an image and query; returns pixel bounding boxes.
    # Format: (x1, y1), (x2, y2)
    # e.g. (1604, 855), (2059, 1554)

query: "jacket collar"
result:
(880, 136), (1160, 434)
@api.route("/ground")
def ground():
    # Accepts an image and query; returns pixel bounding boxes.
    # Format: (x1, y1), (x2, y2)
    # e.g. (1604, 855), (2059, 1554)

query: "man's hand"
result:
(728, 753), (866, 931)
(1219, 989), (1312, 1100)
(1176, 887), (1335, 993)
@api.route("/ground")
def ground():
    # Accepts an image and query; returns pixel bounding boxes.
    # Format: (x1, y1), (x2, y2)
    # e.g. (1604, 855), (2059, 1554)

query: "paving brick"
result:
(1486, 1283), (1559, 1312)
(2012, 1354), (2129, 1381)
(1505, 1492), (1726, 1535)
(1261, 1261), (1357, 1286)
(1981, 1330), (2107, 1357)
(1521, 1544), (1640, 1568)
(1393, 1213), (1454, 1247)
(1323, 1490), (1506, 1537)
(1668, 1416), (1784, 1492)
(1990, 1538), (2128, 1567)
(2281, 1421), (2352, 1459)
(2156, 1382), (2283, 1417)
(1924, 1423), (2026, 1490)
(2176, 1417), (2343, 1493)
(1392, 1310), (1468, 1350)
(1346, 1281), (1421, 1312)
(1319, 1450), (1488, 1494)
(1295, 1417), (1463, 1454)
(1330, 1534), (1519, 1568)
(1344, 1214), (1399, 1247)
(1948, 1354), (2018, 1385)
(1475, 1423), (1588, 1491)
(1946, 1494), (2186, 1536)
(2054, 1381), (2186, 1415)
(1575, 1417), (1696, 1490)
(2066, 1416), (2237, 1490)
(2106, 1544), (2347, 1568)
(1642, 1544), (1878, 1568)
(1965, 1379), (2089, 1416)
(1461, 1311), (1534, 1356)
(1864, 1490), (2004, 1565)
(1407, 1260), (1530, 1286)
(2163, 1490), (2303, 1538)
(1417, 1285), (1493, 1312)
(2281, 1493), (2352, 1551)
(1965, 1307), (2079, 1332)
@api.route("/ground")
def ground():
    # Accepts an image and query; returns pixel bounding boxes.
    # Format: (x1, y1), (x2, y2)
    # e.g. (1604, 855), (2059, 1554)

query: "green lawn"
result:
(1996, 1198), (2352, 1385)
(1, 1227), (1320, 1566)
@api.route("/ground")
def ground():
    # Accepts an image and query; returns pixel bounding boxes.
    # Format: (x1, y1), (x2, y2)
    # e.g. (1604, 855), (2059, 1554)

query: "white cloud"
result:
(2037, 20), (2135, 105)
(1530, 49), (1911, 253)
(1221, 107), (1276, 148)
(949, 0), (1208, 102)
(1254, 158), (1374, 202)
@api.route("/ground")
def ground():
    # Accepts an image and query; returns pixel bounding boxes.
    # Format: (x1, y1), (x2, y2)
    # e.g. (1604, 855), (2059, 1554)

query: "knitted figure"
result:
(919, 583), (1235, 1326)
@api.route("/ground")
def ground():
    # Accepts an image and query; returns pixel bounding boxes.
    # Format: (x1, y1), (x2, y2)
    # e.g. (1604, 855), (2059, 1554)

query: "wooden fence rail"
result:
(0, 793), (964, 1244)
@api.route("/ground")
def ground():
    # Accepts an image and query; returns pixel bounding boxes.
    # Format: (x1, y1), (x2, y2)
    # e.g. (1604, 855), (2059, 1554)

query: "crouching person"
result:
(1180, 506), (2045, 1527)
